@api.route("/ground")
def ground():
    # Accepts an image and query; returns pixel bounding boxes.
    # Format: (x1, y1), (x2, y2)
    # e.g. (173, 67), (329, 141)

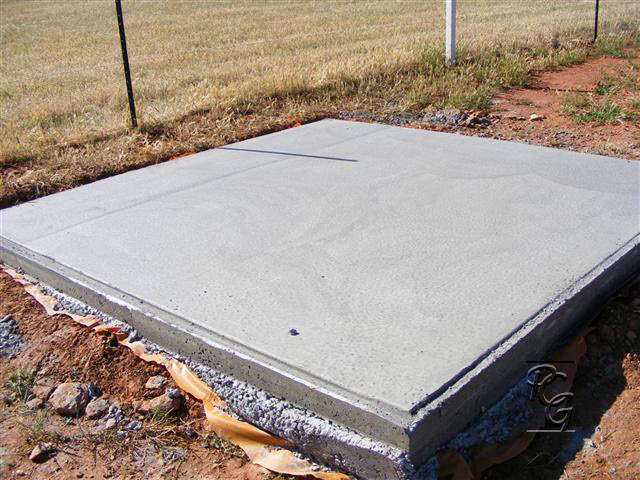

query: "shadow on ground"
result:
(482, 278), (640, 479)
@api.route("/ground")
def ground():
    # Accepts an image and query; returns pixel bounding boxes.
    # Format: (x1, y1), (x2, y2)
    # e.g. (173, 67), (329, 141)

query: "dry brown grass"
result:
(0, 0), (638, 206)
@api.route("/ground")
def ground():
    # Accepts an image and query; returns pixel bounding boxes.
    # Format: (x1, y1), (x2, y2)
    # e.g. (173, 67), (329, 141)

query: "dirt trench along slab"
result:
(1, 119), (638, 475)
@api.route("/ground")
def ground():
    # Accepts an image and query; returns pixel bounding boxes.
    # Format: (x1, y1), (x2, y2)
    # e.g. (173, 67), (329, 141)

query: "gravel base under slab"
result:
(18, 269), (544, 480)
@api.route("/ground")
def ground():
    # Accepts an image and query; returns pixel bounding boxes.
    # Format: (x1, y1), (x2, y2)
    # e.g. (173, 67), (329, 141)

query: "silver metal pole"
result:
(446, 0), (457, 65)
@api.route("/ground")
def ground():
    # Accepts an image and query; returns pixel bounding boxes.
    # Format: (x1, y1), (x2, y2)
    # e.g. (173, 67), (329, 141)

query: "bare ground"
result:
(489, 54), (639, 160)
(0, 269), (300, 480)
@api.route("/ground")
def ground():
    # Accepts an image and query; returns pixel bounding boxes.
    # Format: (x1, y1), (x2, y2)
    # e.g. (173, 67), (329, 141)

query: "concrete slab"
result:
(1, 119), (639, 473)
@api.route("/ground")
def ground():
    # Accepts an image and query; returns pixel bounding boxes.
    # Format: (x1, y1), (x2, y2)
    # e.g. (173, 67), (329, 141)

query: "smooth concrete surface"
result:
(1, 120), (639, 467)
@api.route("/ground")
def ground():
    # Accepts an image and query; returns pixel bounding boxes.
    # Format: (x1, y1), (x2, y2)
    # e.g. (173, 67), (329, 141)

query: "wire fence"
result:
(0, 0), (638, 142)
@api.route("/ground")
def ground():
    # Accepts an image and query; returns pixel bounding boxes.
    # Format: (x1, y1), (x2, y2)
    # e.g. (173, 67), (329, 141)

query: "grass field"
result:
(1, 0), (639, 206)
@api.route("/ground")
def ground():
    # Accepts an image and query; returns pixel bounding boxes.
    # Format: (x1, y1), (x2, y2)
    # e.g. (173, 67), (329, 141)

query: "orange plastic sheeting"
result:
(4, 267), (349, 480)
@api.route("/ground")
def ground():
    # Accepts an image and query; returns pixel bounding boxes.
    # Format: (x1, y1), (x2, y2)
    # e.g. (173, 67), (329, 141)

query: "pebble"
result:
(529, 113), (545, 121)
(87, 384), (102, 399)
(107, 404), (124, 422)
(26, 397), (44, 410)
(29, 443), (54, 463)
(137, 392), (182, 414)
(126, 420), (142, 431)
(166, 388), (181, 399)
(104, 418), (117, 429)
(85, 398), (110, 419)
(185, 426), (197, 439)
(288, 328), (300, 336)
(0, 313), (22, 357)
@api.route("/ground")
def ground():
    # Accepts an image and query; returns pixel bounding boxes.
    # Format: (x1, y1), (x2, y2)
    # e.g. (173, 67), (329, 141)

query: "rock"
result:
(106, 404), (124, 422)
(0, 314), (22, 357)
(48, 383), (90, 416)
(26, 397), (44, 410)
(87, 384), (102, 399)
(462, 112), (479, 127)
(529, 113), (545, 121)
(145, 375), (166, 390)
(137, 392), (182, 415)
(126, 420), (142, 431)
(442, 107), (464, 125)
(29, 443), (54, 463)
(165, 388), (181, 399)
(104, 418), (117, 429)
(32, 384), (55, 401)
(85, 398), (110, 419)
(185, 426), (197, 439)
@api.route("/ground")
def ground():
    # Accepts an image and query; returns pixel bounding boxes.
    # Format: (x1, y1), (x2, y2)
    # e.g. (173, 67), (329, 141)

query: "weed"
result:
(202, 432), (244, 458)
(595, 72), (638, 95)
(631, 96), (640, 110)
(594, 74), (617, 95)
(5, 369), (35, 402)
(560, 92), (592, 115)
(595, 143), (630, 157)
(576, 101), (625, 123)
(17, 410), (59, 450)
(149, 407), (171, 425)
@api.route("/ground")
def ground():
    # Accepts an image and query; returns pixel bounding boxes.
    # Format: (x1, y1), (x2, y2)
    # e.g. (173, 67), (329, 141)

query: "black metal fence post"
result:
(115, 0), (137, 128)
(594, 0), (600, 42)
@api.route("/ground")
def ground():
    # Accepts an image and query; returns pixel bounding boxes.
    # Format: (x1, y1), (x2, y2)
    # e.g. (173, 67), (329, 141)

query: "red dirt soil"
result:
(490, 52), (639, 161)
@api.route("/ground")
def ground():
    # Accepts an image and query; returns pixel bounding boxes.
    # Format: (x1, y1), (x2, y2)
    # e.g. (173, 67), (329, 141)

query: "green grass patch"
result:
(576, 101), (625, 123)
(595, 72), (639, 96)
(561, 92), (592, 115)
(5, 369), (35, 403)
(149, 407), (171, 424)
(594, 74), (618, 95)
